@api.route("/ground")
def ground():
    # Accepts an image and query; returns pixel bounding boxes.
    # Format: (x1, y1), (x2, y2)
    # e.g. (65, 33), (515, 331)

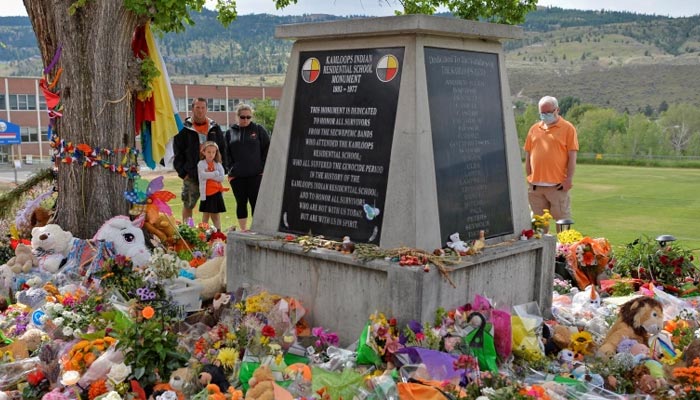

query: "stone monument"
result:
(228, 15), (555, 343)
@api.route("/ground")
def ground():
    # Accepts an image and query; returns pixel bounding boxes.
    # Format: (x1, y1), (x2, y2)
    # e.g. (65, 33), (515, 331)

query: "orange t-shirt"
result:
(524, 117), (579, 184)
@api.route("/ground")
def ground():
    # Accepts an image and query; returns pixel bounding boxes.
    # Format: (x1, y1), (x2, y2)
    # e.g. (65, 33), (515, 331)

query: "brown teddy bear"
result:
(597, 296), (664, 358)
(143, 213), (177, 244)
(6, 243), (37, 273)
(245, 365), (275, 400)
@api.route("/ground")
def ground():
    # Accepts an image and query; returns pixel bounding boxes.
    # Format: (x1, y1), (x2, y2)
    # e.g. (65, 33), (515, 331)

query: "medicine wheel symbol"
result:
(376, 54), (399, 82)
(301, 57), (321, 83)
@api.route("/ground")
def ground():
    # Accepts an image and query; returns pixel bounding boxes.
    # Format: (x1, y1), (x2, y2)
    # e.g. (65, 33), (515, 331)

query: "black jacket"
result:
(173, 117), (226, 182)
(224, 122), (271, 178)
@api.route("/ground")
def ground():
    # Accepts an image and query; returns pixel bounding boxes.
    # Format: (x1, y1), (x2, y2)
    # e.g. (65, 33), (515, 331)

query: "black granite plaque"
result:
(424, 47), (513, 244)
(280, 48), (404, 243)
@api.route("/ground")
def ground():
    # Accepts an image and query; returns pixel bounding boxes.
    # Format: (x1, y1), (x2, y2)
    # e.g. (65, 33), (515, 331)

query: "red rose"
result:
(261, 325), (276, 337)
(389, 318), (397, 326)
(27, 370), (45, 386)
(659, 255), (669, 265)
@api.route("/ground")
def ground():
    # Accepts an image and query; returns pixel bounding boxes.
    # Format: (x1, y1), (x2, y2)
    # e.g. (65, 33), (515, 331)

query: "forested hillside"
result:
(1, 7), (699, 113)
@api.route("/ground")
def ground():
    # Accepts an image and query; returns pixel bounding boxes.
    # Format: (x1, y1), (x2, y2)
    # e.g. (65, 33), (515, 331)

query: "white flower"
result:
(52, 317), (64, 326)
(62, 326), (74, 337)
(100, 391), (123, 400)
(107, 362), (132, 384)
(695, 328), (700, 339)
(155, 391), (178, 400)
(61, 370), (81, 386)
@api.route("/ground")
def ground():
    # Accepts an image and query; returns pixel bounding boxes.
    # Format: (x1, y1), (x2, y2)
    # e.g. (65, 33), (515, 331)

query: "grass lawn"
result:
(567, 164), (700, 256)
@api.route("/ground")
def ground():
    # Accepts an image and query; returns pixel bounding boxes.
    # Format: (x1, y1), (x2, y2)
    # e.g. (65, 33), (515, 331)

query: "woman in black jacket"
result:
(224, 103), (270, 231)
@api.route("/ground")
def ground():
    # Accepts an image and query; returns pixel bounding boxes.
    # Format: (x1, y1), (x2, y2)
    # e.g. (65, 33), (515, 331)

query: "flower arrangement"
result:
(673, 358), (700, 395)
(41, 284), (107, 338)
(366, 312), (401, 358)
(93, 255), (146, 299)
(311, 326), (340, 353)
(555, 229), (583, 261)
(403, 320), (442, 350)
(62, 337), (117, 373)
(531, 209), (553, 236)
(144, 246), (189, 281)
(614, 236), (698, 290)
(567, 237), (612, 288)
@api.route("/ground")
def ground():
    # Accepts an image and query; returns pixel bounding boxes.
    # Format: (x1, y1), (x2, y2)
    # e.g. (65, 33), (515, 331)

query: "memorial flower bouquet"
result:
(41, 284), (107, 338)
(613, 236), (698, 291)
(567, 237), (612, 289)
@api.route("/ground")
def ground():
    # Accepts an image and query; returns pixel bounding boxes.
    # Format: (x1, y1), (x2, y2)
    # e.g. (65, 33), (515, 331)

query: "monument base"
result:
(227, 232), (555, 345)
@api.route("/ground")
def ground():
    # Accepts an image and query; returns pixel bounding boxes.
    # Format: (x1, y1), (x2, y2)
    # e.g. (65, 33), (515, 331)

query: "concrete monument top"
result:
(276, 14), (523, 42)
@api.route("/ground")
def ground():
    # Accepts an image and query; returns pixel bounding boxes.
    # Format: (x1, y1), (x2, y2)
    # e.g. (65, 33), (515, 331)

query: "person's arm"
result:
(525, 151), (532, 177)
(563, 150), (577, 191)
(172, 130), (187, 179)
(197, 161), (208, 201)
(213, 162), (226, 183)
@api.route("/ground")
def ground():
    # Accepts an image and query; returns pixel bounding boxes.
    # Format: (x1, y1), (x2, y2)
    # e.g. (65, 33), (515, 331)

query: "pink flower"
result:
(415, 332), (425, 341)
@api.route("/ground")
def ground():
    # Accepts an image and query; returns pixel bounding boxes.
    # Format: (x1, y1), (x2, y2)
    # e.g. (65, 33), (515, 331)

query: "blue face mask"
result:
(540, 112), (557, 124)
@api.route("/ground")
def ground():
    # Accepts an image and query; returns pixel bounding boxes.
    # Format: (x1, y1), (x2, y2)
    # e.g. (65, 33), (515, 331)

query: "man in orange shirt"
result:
(524, 96), (579, 221)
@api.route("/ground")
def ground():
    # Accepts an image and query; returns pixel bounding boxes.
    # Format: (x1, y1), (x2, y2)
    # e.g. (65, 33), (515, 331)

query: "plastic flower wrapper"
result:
(511, 302), (545, 362)
(266, 298), (299, 351)
(78, 346), (124, 388)
(317, 346), (356, 372)
(0, 357), (41, 391)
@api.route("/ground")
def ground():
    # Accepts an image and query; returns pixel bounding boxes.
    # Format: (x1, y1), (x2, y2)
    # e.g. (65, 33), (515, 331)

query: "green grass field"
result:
(160, 164), (700, 256)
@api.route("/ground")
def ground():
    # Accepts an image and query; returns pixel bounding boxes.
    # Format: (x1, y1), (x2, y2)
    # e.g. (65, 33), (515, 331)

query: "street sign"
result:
(0, 119), (21, 145)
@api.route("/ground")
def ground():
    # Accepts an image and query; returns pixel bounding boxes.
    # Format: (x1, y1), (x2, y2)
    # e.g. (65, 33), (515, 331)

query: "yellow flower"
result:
(570, 331), (593, 355)
(557, 229), (583, 244)
(216, 348), (239, 370)
(260, 336), (270, 346)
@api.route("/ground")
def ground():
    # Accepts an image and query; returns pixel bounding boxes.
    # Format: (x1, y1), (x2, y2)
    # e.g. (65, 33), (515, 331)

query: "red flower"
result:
(285, 235), (296, 241)
(674, 266), (682, 276)
(582, 251), (595, 266)
(521, 229), (534, 239)
(659, 255), (670, 265)
(415, 332), (425, 341)
(377, 326), (387, 337)
(261, 325), (276, 337)
(389, 318), (397, 326)
(27, 370), (45, 386)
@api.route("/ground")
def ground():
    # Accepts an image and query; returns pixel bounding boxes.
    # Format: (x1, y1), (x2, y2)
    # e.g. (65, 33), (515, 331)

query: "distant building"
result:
(0, 76), (282, 164)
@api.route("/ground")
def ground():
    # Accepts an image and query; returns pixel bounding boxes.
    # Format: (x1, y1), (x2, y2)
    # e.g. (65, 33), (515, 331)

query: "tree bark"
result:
(23, 0), (141, 238)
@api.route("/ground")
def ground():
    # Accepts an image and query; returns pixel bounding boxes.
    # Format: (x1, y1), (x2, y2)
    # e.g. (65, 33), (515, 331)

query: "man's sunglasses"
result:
(238, 115), (252, 120)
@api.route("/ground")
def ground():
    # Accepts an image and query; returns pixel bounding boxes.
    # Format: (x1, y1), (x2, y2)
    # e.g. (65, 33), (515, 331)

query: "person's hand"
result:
(561, 178), (573, 191)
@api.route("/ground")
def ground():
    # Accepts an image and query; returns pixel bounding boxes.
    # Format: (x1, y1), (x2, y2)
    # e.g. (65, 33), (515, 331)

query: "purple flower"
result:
(408, 320), (423, 333)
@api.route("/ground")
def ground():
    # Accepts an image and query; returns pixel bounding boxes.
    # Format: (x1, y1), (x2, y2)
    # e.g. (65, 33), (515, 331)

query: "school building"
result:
(0, 76), (283, 165)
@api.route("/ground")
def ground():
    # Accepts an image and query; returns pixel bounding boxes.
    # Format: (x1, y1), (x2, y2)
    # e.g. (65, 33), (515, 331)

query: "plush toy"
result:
(30, 207), (52, 228)
(6, 243), (37, 274)
(597, 296), (663, 358)
(18, 327), (44, 352)
(446, 232), (469, 254)
(245, 365), (275, 400)
(93, 215), (150, 267)
(31, 224), (74, 273)
(144, 213), (178, 245)
(195, 256), (226, 301)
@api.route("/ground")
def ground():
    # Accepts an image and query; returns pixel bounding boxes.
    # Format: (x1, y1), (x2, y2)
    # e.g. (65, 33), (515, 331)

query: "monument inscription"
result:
(424, 47), (513, 243)
(280, 47), (405, 243)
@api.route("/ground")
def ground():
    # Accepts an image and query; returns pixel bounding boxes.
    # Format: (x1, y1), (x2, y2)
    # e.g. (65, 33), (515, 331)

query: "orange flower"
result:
(88, 379), (108, 400)
(142, 306), (155, 320)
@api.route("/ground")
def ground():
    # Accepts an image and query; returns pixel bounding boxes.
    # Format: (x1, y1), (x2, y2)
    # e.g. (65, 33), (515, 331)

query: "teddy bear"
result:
(6, 243), (37, 274)
(195, 256), (226, 301)
(597, 296), (663, 358)
(245, 365), (275, 400)
(144, 213), (178, 245)
(31, 224), (74, 273)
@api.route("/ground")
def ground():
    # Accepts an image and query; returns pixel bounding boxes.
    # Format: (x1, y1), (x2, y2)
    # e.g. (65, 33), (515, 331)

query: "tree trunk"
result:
(24, 0), (142, 238)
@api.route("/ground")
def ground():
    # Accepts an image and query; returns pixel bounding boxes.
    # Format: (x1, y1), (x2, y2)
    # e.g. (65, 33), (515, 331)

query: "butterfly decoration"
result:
(363, 203), (381, 221)
(124, 176), (176, 217)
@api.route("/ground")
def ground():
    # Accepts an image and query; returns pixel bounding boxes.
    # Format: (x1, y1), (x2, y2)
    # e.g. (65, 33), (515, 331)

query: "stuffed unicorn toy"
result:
(93, 215), (151, 267)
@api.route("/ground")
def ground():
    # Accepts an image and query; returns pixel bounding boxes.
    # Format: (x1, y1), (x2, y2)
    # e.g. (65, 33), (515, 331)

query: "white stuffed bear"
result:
(31, 224), (74, 273)
(446, 232), (470, 254)
(93, 215), (151, 267)
(195, 255), (226, 301)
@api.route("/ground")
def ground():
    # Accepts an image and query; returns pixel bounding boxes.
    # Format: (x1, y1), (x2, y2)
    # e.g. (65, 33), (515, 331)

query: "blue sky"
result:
(1, 0), (698, 17)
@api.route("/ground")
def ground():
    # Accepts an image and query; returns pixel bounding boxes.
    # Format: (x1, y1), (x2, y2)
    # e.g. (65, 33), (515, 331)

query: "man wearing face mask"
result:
(524, 96), (579, 222)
